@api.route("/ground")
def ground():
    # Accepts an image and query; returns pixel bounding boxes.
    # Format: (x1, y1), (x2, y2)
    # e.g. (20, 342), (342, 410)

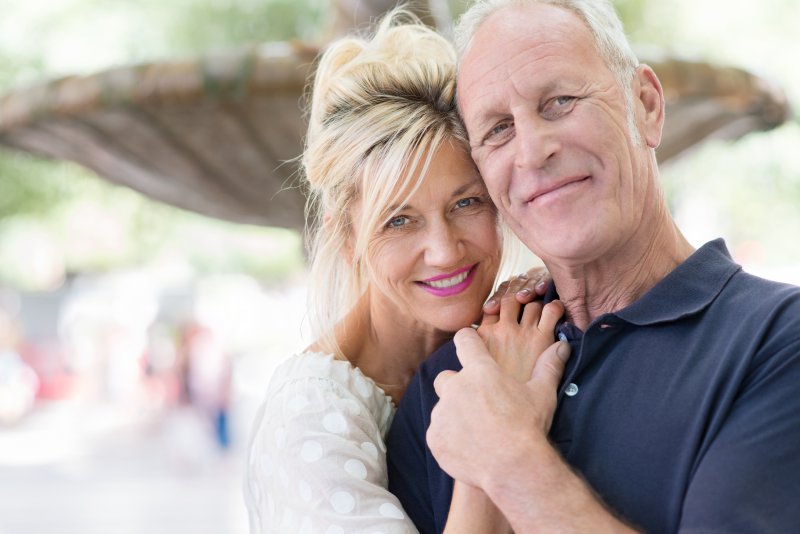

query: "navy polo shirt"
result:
(387, 239), (800, 533)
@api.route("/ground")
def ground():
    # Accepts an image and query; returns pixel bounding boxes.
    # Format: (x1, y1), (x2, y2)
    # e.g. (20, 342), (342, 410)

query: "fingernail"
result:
(557, 341), (571, 359)
(517, 272), (529, 279)
(536, 281), (547, 292)
(517, 288), (531, 296)
(484, 299), (497, 308)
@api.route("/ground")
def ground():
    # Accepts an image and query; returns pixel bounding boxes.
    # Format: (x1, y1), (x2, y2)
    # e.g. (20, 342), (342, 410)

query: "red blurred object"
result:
(20, 341), (75, 400)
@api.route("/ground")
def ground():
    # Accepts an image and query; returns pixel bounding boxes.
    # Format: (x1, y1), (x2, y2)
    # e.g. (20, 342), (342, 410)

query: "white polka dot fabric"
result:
(244, 352), (418, 533)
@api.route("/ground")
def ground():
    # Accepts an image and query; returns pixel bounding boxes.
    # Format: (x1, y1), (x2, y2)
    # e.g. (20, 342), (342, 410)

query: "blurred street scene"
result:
(0, 272), (309, 534)
(0, 0), (798, 532)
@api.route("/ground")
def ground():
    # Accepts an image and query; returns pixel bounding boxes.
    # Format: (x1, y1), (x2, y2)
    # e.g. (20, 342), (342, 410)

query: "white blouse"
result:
(244, 352), (419, 533)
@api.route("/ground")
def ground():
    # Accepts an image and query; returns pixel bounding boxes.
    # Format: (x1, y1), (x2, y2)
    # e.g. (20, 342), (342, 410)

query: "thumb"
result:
(527, 340), (571, 390)
(433, 370), (457, 397)
(453, 327), (492, 368)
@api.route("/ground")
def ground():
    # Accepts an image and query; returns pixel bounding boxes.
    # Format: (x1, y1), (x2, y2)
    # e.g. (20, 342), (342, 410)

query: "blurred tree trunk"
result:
(330, 0), (453, 38)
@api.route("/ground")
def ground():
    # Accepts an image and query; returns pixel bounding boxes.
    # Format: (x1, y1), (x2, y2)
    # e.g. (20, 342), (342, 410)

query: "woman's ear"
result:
(634, 64), (666, 149)
(328, 212), (356, 266)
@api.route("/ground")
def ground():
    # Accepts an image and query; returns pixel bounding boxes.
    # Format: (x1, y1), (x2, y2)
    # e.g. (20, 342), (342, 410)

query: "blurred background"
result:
(0, 0), (798, 533)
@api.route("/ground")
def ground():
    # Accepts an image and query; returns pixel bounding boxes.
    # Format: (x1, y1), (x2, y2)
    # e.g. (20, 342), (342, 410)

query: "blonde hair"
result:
(455, 0), (641, 143)
(302, 10), (480, 355)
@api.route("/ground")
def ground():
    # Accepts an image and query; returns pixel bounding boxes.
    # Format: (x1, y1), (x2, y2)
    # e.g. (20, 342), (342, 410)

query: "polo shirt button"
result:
(565, 383), (579, 397)
(558, 332), (568, 342)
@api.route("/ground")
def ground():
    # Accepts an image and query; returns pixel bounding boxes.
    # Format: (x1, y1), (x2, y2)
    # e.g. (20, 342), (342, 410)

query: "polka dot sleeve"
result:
(244, 353), (419, 534)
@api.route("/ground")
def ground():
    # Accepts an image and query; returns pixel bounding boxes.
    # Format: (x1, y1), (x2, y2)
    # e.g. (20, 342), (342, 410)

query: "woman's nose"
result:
(422, 222), (464, 268)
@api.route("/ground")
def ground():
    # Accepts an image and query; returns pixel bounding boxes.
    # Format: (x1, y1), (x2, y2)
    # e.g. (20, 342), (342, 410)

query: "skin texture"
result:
(364, 142), (502, 337)
(458, 4), (692, 329)
(427, 3), (696, 531)
(333, 143), (501, 405)
(320, 142), (556, 532)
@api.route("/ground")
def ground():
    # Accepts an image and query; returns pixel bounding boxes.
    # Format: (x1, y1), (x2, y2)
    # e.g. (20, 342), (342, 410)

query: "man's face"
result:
(458, 4), (661, 266)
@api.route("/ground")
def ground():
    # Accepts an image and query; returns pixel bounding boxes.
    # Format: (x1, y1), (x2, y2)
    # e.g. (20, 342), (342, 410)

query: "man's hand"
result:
(427, 328), (571, 489)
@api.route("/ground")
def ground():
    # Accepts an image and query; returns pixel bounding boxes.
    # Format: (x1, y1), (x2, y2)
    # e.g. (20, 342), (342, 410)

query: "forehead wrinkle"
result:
(459, 5), (593, 112)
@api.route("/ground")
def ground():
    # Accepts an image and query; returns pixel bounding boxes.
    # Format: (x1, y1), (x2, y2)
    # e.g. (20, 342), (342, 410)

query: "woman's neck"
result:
(331, 289), (451, 405)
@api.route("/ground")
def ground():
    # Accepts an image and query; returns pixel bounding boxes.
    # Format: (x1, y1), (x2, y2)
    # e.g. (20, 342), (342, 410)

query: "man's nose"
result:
(514, 113), (560, 171)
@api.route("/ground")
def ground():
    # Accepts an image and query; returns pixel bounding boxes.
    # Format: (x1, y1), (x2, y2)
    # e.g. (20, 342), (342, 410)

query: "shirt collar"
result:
(546, 238), (741, 327)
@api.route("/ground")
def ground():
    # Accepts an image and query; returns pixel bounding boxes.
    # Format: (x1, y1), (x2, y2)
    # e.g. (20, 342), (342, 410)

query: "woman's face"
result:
(364, 144), (502, 334)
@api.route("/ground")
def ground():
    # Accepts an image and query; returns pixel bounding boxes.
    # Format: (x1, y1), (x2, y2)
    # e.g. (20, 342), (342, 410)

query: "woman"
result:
(244, 11), (564, 533)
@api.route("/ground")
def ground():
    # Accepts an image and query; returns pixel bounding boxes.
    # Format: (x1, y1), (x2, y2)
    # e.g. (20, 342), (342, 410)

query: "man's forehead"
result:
(459, 2), (592, 76)
(457, 5), (598, 113)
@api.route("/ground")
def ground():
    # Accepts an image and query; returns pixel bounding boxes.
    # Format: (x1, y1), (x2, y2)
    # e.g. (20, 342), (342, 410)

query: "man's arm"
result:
(678, 336), (800, 531)
(428, 329), (638, 532)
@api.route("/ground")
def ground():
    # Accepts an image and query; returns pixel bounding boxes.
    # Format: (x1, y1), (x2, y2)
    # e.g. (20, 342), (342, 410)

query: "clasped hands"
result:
(427, 267), (571, 490)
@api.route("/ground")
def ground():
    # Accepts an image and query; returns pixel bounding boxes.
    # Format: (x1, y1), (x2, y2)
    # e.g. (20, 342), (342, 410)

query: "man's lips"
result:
(526, 176), (591, 203)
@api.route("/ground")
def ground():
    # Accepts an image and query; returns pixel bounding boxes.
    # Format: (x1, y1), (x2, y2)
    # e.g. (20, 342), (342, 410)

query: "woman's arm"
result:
(442, 279), (564, 533)
(245, 357), (419, 534)
(444, 482), (512, 534)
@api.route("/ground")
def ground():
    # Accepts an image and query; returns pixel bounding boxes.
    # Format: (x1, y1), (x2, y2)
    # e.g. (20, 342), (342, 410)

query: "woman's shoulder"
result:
(264, 351), (395, 427)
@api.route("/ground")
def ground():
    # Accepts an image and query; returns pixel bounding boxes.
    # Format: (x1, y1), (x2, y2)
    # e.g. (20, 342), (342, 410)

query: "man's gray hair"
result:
(455, 0), (642, 143)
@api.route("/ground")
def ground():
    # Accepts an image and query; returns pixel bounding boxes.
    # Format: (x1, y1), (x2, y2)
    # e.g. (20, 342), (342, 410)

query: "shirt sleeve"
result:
(679, 336), (800, 532)
(246, 374), (419, 534)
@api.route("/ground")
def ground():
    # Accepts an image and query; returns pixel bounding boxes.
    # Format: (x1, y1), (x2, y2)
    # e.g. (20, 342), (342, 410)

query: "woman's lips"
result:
(417, 264), (478, 297)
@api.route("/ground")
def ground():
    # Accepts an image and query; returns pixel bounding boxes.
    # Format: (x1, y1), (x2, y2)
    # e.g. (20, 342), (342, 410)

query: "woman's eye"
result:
(455, 197), (477, 209)
(386, 216), (409, 229)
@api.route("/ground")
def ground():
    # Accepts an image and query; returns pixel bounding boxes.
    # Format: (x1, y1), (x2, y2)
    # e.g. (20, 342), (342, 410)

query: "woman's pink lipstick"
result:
(417, 264), (477, 297)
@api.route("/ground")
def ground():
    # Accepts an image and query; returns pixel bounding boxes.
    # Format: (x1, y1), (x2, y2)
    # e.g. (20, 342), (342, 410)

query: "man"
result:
(387, 1), (800, 532)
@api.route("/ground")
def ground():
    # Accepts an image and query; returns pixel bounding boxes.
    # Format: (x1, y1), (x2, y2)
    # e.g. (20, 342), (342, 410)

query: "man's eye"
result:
(490, 123), (509, 136)
(542, 96), (577, 119)
(484, 121), (514, 145)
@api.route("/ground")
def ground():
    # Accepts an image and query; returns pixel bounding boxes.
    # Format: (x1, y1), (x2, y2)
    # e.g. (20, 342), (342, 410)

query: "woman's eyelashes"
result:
(453, 196), (485, 211)
(385, 215), (412, 230)
(382, 196), (488, 232)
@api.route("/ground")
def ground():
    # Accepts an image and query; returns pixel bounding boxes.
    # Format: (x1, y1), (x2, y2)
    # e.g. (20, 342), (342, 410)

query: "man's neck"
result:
(548, 219), (695, 331)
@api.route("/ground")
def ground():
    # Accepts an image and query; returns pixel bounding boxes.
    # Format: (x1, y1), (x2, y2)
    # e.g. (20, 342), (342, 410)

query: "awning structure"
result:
(0, 7), (791, 231)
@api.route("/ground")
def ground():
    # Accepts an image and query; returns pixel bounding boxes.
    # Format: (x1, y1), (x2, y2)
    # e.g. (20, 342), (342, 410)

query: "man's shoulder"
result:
(723, 269), (800, 318)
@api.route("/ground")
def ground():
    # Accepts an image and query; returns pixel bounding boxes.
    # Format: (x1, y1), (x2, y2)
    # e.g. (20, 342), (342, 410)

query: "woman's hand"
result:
(482, 266), (550, 316)
(478, 293), (564, 382)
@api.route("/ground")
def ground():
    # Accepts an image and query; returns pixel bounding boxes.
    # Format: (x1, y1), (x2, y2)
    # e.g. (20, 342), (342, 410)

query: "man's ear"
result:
(634, 64), (665, 149)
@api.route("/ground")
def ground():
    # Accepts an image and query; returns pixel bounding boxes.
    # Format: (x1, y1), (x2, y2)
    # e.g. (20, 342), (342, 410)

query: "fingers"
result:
(519, 266), (551, 301)
(519, 300), (544, 328)
(528, 340), (571, 387)
(535, 300), (565, 334)
(483, 270), (540, 315)
(482, 280), (509, 315)
(433, 369), (457, 397)
(453, 327), (492, 368)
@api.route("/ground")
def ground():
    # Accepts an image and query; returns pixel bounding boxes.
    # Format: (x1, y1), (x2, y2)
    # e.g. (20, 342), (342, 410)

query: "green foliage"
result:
(0, 151), (83, 218)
